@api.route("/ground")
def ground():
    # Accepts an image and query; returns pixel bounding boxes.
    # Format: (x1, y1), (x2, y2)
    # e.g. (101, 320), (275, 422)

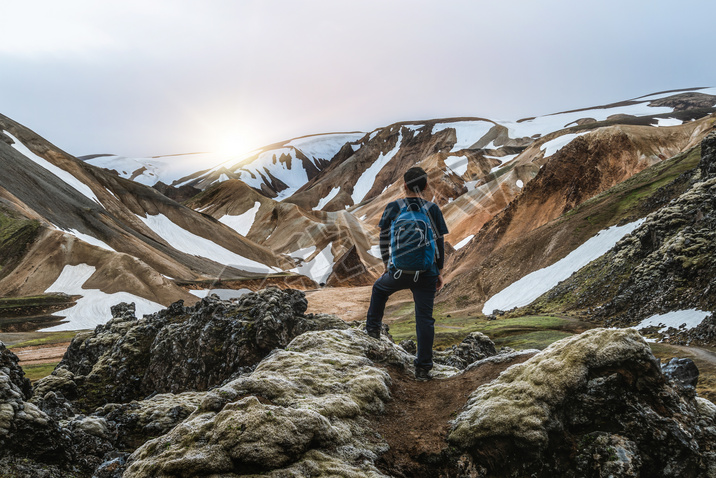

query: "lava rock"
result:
(449, 328), (716, 477)
(662, 357), (699, 389)
(38, 288), (348, 411)
(434, 331), (497, 369)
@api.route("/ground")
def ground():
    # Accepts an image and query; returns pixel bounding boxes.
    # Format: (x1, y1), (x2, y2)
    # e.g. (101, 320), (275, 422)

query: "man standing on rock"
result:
(366, 167), (448, 381)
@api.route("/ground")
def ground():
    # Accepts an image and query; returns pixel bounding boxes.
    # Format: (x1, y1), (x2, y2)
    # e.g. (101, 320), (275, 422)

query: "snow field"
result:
(137, 213), (275, 273)
(444, 155), (469, 176)
(7, 132), (101, 205)
(88, 152), (228, 187)
(189, 288), (252, 300)
(432, 120), (494, 152)
(497, 101), (675, 140)
(636, 309), (711, 333)
(292, 243), (335, 284)
(65, 228), (115, 252)
(236, 147), (309, 200)
(540, 132), (589, 157)
(43, 264), (164, 331)
(286, 133), (365, 163)
(487, 153), (519, 172)
(482, 220), (645, 314)
(655, 118), (683, 127)
(218, 201), (261, 236)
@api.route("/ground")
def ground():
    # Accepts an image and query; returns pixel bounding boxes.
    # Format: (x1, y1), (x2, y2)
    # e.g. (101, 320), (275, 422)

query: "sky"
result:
(1, 0), (714, 158)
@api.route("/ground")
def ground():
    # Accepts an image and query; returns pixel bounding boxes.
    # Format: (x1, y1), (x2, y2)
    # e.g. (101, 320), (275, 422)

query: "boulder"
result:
(124, 328), (413, 477)
(449, 328), (716, 477)
(434, 331), (497, 369)
(662, 357), (699, 389)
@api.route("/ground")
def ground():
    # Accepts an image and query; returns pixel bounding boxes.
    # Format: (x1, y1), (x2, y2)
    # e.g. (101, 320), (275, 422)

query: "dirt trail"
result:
(373, 353), (535, 477)
(305, 286), (414, 322)
(11, 342), (70, 366)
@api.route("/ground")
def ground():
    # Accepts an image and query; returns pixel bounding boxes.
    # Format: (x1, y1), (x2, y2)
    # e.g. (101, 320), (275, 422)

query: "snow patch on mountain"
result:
(316, 187), (341, 210)
(656, 118), (683, 127)
(293, 243), (334, 284)
(189, 288), (252, 300)
(432, 121), (494, 152)
(43, 264), (164, 331)
(234, 148), (308, 200)
(286, 133), (365, 163)
(352, 131), (404, 204)
(218, 201), (261, 236)
(454, 235), (474, 250)
(137, 213), (274, 273)
(7, 132), (100, 205)
(444, 155), (469, 176)
(541, 132), (590, 157)
(498, 102), (675, 140)
(87, 152), (227, 187)
(483, 219), (645, 314)
(65, 229), (115, 252)
(636, 309), (711, 333)
(488, 153), (519, 172)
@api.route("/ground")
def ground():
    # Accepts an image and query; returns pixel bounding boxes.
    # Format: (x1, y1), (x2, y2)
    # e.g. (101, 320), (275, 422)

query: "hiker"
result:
(366, 166), (448, 381)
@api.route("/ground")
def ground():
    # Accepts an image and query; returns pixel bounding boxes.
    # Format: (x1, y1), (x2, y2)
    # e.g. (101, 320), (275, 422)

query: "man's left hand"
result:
(436, 274), (444, 291)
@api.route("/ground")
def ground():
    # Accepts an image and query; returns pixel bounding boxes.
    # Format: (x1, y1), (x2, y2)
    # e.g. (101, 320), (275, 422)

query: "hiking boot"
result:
(415, 367), (431, 381)
(366, 329), (381, 339)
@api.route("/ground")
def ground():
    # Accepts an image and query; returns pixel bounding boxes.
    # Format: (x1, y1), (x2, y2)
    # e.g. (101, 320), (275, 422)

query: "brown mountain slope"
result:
(0, 113), (300, 316)
(442, 116), (716, 311)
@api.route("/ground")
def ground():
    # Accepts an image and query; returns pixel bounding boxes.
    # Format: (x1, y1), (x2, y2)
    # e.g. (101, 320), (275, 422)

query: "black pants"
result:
(366, 270), (438, 370)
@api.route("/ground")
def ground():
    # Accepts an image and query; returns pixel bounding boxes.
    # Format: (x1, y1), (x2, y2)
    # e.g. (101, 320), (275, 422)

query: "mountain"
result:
(4, 87), (716, 333)
(174, 87), (716, 292)
(0, 114), (304, 331)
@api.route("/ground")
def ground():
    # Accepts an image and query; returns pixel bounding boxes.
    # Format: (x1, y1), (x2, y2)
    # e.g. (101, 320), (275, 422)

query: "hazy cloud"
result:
(0, 0), (714, 156)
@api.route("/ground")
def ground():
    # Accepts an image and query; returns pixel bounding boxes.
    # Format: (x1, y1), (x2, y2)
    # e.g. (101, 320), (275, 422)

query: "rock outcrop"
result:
(37, 288), (348, 411)
(449, 328), (716, 477)
(0, 342), (115, 477)
(5, 290), (716, 477)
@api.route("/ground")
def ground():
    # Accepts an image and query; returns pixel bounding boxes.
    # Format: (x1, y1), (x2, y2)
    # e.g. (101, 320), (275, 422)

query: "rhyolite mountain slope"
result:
(163, 88), (716, 293)
(2, 290), (716, 477)
(0, 114), (305, 331)
(523, 131), (716, 335)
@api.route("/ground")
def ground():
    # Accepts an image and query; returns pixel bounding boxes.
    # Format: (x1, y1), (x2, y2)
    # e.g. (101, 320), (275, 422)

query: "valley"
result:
(4, 87), (716, 476)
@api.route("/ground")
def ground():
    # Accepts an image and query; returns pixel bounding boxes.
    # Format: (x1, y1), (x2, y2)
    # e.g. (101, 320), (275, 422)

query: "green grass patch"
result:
(10, 331), (80, 348)
(22, 363), (58, 382)
(0, 294), (73, 311)
(389, 314), (578, 351)
(493, 330), (573, 350)
(0, 209), (41, 279)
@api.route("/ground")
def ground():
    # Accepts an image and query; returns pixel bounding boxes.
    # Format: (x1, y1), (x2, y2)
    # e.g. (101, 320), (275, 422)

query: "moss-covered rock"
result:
(123, 328), (408, 477)
(449, 328), (715, 476)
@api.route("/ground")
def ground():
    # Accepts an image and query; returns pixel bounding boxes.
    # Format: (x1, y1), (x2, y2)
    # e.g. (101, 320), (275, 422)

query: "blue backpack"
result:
(389, 200), (437, 280)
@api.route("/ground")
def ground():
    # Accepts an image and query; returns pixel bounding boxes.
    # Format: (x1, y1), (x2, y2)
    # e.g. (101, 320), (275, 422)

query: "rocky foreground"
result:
(2, 289), (716, 477)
